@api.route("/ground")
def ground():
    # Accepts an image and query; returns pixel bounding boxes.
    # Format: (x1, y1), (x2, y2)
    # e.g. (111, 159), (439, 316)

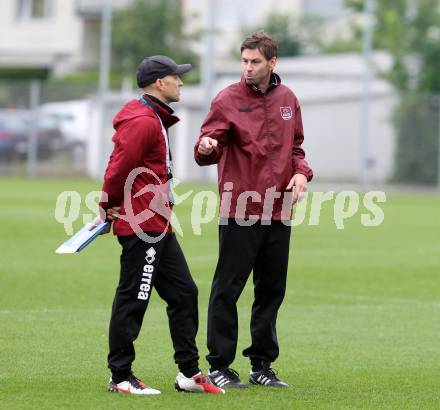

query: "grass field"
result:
(0, 177), (439, 409)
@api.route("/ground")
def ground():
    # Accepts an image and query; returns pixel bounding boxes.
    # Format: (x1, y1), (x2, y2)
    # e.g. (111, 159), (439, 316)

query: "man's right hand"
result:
(198, 137), (218, 156)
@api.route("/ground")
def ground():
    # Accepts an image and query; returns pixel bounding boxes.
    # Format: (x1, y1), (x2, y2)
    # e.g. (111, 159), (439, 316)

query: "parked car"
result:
(20, 113), (65, 159)
(0, 113), (28, 161)
(40, 100), (90, 159)
(0, 110), (64, 161)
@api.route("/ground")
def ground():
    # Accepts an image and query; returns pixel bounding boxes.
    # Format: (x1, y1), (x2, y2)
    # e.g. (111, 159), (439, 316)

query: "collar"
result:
(242, 73), (280, 95)
(142, 94), (179, 128)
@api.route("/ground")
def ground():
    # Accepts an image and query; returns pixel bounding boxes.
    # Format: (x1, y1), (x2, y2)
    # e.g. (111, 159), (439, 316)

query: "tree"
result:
(240, 13), (325, 58)
(112, 0), (198, 81)
(261, 13), (302, 57)
(345, 0), (440, 184)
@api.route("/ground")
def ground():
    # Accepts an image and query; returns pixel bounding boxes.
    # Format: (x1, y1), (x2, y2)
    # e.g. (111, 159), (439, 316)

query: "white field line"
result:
(0, 306), (163, 315)
(287, 289), (440, 307)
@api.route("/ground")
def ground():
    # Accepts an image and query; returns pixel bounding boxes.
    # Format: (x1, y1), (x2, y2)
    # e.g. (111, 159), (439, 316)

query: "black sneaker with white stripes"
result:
(249, 368), (289, 388)
(208, 368), (248, 389)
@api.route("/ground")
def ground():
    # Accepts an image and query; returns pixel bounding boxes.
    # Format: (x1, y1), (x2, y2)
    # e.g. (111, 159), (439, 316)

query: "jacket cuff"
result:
(293, 166), (313, 182)
(194, 144), (219, 165)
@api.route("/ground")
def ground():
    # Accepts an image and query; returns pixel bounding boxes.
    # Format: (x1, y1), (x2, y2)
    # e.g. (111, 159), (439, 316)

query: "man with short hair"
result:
(194, 32), (313, 389)
(94, 55), (224, 395)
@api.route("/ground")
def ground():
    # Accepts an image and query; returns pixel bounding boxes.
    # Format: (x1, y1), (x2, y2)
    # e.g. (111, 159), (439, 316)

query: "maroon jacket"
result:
(194, 74), (313, 220)
(99, 95), (178, 236)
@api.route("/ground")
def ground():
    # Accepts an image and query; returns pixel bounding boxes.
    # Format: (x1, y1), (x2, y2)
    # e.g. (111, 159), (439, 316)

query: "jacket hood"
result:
(113, 98), (179, 130)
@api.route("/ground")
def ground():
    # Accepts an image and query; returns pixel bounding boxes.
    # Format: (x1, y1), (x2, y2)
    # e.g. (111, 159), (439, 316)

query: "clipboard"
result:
(55, 222), (110, 254)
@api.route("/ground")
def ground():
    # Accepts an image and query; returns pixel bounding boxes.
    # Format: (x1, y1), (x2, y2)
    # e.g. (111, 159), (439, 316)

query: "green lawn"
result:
(0, 177), (439, 409)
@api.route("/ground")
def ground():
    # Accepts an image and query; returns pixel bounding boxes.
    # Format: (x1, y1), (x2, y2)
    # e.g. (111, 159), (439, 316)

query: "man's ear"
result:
(269, 56), (277, 71)
(155, 78), (164, 91)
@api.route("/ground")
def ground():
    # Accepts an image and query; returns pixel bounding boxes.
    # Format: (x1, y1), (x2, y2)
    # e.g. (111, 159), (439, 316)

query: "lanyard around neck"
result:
(139, 96), (173, 176)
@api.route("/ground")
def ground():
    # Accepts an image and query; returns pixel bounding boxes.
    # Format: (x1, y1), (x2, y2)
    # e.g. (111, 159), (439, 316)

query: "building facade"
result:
(0, 0), (346, 76)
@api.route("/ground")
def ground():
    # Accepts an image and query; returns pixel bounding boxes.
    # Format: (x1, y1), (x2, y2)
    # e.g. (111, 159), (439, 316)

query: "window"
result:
(17, 0), (53, 19)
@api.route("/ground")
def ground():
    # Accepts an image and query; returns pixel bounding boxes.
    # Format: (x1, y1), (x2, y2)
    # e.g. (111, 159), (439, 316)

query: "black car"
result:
(0, 113), (27, 161)
(0, 111), (64, 161)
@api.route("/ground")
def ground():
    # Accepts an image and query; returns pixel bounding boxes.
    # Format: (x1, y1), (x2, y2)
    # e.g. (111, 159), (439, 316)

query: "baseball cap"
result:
(136, 55), (192, 88)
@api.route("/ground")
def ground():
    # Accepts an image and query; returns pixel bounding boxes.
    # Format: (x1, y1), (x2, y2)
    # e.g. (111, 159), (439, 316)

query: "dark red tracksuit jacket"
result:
(194, 74), (313, 220)
(99, 95), (178, 236)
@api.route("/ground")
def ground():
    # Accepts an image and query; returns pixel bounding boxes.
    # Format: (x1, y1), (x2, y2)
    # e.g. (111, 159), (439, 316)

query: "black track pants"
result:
(206, 220), (291, 369)
(108, 233), (199, 380)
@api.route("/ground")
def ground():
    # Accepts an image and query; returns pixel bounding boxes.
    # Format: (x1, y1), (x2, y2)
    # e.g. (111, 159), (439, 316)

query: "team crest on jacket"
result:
(280, 106), (293, 120)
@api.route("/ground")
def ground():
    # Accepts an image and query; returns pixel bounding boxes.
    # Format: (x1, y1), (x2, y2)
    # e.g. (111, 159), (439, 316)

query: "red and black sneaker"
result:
(175, 372), (225, 394)
(108, 372), (161, 395)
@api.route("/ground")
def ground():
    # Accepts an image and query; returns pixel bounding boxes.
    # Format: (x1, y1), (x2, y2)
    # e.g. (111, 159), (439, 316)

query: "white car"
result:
(40, 100), (91, 145)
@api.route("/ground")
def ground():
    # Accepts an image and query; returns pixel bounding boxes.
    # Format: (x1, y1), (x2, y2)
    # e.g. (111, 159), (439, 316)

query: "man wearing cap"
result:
(93, 55), (224, 395)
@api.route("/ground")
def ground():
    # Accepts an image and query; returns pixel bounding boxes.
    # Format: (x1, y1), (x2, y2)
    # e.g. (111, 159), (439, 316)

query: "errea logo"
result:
(138, 247), (156, 301)
(280, 106), (292, 120)
(145, 247), (156, 264)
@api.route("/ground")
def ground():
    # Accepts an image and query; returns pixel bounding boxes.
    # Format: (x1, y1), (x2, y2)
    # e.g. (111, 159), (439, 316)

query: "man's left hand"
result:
(88, 206), (120, 233)
(286, 174), (308, 204)
(106, 206), (121, 221)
